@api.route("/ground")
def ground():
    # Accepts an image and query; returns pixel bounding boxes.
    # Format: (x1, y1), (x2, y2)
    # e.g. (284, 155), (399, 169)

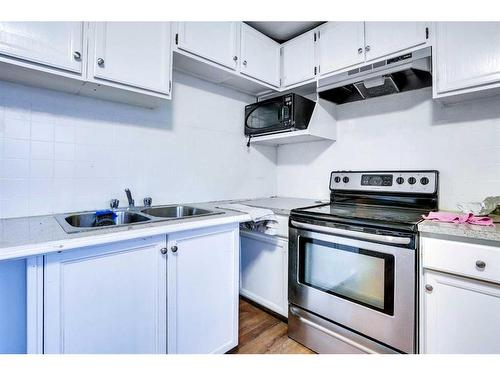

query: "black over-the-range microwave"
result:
(244, 93), (316, 136)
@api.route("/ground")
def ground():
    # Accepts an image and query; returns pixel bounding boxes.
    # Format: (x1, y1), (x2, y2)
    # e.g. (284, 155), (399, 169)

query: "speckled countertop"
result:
(236, 196), (325, 215)
(0, 201), (250, 261)
(418, 220), (500, 244)
(0, 196), (319, 261)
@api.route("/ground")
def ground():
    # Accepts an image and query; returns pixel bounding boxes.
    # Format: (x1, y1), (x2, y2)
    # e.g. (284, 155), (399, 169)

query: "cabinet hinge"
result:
(314, 32), (317, 42)
(425, 27), (429, 40)
(314, 66), (317, 75)
(175, 33), (179, 45)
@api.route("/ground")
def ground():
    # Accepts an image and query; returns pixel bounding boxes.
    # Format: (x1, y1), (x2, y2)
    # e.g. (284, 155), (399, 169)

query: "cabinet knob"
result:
(476, 260), (486, 270)
(160, 247), (168, 255)
(365, 45), (371, 52)
(357, 47), (363, 54)
(243, 60), (247, 66)
(425, 284), (433, 292)
(73, 51), (81, 60)
(233, 56), (238, 61)
(171, 245), (178, 253)
(97, 58), (105, 67)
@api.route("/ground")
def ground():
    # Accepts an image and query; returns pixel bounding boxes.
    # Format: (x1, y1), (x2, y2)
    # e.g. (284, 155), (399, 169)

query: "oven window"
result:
(246, 102), (283, 130)
(298, 237), (395, 315)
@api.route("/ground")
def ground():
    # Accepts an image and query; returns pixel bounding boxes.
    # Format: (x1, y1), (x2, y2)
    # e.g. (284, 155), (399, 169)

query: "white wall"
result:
(277, 88), (500, 211)
(0, 72), (277, 218)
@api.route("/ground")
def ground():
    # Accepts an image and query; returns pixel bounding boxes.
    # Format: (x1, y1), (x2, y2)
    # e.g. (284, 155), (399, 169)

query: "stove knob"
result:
(334, 176), (341, 183)
(396, 177), (405, 185)
(408, 177), (416, 185)
(420, 177), (429, 185)
(342, 176), (350, 183)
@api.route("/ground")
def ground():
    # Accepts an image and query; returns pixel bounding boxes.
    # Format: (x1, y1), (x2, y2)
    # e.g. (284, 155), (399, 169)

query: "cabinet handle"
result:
(160, 247), (168, 255)
(73, 51), (81, 60)
(357, 47), (363, 54)
(233, 56), (238, 61)
(97, 58), (105, 67)
(425, 284), (433, 292)
(476, 260), (486, 270)
(243, 60), (247, 66)
(365, 45), (371, 52)
(171, 245), (178, 253)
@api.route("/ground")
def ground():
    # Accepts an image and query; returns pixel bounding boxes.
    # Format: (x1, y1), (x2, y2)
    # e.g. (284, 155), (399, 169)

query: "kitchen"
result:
(1, 1), (500, 373)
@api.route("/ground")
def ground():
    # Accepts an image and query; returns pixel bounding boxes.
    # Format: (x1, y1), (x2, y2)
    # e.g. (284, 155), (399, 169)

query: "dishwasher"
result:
(239, 214), (289, 318)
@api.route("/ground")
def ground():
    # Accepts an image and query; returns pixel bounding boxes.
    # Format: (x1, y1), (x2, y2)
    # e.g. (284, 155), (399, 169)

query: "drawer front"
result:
(422, 236), (500, 284)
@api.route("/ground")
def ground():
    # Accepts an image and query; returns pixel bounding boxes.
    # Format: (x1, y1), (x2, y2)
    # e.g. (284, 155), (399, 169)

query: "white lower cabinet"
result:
(43, 236), (167, 354)
(420, 236), (500, 354)
(240, 231), (288, 317)
(422, 270), (500, 354)
(167, 224), (240, 353)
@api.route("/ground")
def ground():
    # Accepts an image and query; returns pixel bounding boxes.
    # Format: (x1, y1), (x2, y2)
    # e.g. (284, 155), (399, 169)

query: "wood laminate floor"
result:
(232, 299), (314, 354)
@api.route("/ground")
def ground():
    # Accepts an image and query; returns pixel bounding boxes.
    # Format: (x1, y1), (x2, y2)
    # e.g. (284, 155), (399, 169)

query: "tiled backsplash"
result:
(277, 88), (500, 211)
(0, 72), (277, 218)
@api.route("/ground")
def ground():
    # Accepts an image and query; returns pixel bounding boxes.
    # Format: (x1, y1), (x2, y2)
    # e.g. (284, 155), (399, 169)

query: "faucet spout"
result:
(124, 188), (135, 208)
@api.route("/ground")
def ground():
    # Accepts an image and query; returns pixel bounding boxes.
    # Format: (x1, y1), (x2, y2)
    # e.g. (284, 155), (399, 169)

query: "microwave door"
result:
(245, 99), (285, 135)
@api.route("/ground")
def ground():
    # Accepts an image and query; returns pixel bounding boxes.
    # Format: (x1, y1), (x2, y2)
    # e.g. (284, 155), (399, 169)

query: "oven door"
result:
(289, 221), (416, 353)
(244, 97), (290, 136)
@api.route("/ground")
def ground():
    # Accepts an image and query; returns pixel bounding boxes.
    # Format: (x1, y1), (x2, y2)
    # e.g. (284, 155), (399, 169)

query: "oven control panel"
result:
(330, 171), (438, 194)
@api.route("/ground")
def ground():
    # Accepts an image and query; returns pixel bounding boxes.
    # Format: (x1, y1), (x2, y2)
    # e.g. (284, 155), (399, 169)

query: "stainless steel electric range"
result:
(288, 170), (439, 354)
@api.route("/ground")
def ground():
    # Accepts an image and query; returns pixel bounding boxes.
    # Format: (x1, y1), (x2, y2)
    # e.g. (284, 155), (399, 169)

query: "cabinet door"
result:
(44, 236), (167, 354)
(167, 224), (239, 354)
(364, 22), (428, 61)
(318, 22), (365, 75)
(90, 22), (172, 94)
(240, 232), (288, 317)
(434, 22), (500, 95)
(422, 270), (500, 354)
(282, 29), (317, 87)
(240, 23), (280, 86)
(177, 22), (239, 70)
(0, 22), (83, 73)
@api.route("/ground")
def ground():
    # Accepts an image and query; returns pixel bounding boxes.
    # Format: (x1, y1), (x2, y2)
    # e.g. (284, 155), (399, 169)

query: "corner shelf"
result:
(250, 98), (337, 146)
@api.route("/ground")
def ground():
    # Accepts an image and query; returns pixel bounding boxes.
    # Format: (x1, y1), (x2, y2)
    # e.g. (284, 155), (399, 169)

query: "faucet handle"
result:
(110, 199), (120, 209)
(143, 197), (152, 207)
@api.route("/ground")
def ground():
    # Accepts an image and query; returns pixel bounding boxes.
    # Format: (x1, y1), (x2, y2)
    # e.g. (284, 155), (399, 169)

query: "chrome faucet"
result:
(124, 188), (135, 208)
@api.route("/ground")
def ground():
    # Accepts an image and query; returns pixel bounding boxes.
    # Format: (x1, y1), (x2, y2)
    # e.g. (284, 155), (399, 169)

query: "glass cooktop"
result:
(293, 203), (428, 227)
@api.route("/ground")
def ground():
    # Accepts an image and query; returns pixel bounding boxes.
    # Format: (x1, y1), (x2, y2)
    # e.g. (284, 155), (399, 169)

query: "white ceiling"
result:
(245, 22), (325, 43)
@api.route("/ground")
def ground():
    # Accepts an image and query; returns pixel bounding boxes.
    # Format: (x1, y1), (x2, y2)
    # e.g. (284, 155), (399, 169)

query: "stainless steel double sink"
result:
(55, 205), (223, 234)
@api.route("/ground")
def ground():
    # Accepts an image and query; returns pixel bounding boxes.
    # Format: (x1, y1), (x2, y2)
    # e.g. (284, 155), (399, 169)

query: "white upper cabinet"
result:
(281, 29), (317, 87)
(240, 23), (280, 86)
(176, 22), (239, 70)
(0, 22), (84, 74)
(318, 22), (365, 75)
(434, 22), (500, 97)
(364, 22), (428, 61)
(89, 22), (172, 95)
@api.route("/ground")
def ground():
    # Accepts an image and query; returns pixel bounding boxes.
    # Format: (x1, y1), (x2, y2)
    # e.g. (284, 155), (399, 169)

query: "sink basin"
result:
(56, 210), (151, 233)
(141, 205), (218, 219)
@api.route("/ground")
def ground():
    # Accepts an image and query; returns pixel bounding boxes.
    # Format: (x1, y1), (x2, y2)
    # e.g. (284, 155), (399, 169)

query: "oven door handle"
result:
(290, 220), (411, 245)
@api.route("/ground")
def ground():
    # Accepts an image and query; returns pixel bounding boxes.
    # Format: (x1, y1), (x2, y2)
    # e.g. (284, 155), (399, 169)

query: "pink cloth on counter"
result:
(422, 211), (494, 226)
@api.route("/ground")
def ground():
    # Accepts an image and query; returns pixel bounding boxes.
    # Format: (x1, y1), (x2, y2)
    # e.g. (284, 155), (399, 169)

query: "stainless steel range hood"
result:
(317, 47), (432, 104)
